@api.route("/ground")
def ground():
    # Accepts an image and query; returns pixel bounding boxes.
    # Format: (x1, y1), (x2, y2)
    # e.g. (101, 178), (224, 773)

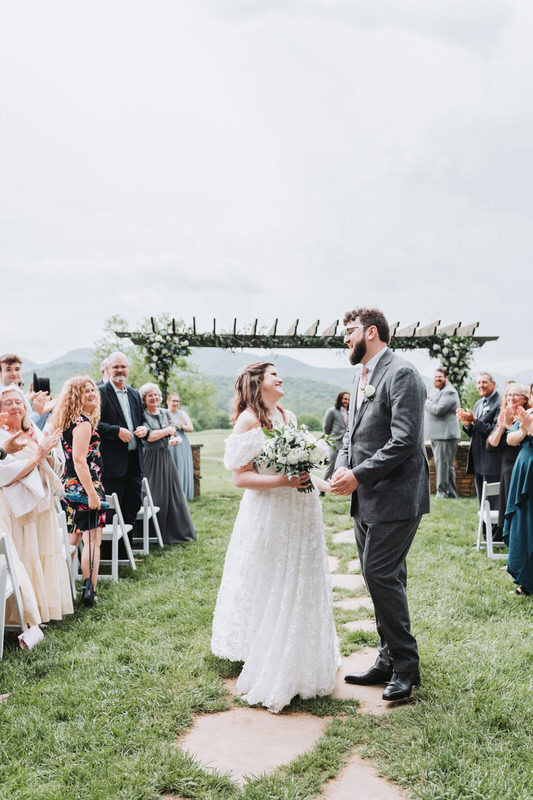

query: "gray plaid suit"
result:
(336, 348), (430, 672)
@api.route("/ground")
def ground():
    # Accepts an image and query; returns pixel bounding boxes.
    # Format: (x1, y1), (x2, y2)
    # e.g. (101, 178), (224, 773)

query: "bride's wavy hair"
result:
(231, 361), (286, 430)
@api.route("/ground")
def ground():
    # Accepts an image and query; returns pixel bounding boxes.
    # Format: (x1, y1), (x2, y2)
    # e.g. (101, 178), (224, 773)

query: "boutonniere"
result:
(363, 384), (376, 400)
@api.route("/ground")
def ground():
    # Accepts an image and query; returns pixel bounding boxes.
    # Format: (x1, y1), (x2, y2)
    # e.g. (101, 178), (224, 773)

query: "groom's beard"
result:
(349, 338), (366, 366)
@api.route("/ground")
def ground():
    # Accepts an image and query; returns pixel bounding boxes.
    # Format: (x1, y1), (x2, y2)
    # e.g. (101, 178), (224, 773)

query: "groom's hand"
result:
(330, 467), (359, 495)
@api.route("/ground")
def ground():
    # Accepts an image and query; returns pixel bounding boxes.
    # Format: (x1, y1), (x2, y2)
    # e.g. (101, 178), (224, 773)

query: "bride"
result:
(211, 362), (340, 713)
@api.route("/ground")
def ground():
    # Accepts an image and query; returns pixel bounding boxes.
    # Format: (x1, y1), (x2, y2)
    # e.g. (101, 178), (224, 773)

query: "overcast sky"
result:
(1, 0), (531, 377)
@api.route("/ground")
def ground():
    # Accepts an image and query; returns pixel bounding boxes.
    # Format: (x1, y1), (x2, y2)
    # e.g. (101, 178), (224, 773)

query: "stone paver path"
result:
(331, 529), (355, 544)
(344, 619), (378, 633)
(334, 595), (374, 611)
(328, 555), (340, 573)
(177, 524), (410, 798)
(178, 707), (328, 786)
(330, 574), (365, 591)
(331, 648), (392, 715)
(322, 754), (406, 799)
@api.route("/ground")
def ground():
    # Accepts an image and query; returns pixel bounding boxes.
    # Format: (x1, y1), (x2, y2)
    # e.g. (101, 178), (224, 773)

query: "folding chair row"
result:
(476, 480), (508, 561)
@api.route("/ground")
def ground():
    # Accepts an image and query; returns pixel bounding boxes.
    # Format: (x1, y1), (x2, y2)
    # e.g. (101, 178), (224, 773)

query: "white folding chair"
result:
(55, 501), (78, 600)
(134, 477), (164, 555)
(97, 493), (136, 582)
(476, 481), (507, 559)
(0, 531), (27, 659)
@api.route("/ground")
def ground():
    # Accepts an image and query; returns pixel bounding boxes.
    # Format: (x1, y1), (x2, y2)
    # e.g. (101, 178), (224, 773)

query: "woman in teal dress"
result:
(167, 392), (194, 501)
(503, 407), (533, 596)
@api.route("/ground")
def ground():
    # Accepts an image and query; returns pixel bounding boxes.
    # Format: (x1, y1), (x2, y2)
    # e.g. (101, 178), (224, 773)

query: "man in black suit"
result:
(99, 352), (148, 531)
(457, 372), (501, 532)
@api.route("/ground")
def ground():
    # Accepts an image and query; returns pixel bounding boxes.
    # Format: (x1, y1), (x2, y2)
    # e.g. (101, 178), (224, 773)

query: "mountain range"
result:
(19, 347), (533, 399)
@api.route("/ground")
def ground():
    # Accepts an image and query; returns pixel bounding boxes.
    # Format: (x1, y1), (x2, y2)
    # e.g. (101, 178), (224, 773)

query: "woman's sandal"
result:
(516, 586), (530, 596)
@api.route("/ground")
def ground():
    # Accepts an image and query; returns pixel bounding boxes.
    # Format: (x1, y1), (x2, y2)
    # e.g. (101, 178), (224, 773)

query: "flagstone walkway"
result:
(175, 527), (408, 798)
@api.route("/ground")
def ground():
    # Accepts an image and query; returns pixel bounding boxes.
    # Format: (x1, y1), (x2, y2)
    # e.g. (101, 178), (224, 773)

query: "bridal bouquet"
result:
(255, 424), (332, 493)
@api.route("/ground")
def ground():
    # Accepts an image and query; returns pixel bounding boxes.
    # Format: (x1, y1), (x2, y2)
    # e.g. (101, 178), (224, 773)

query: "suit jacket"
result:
(323, 407), (348, 449)
(424, 383), (461, 440)
(464, 392), (501, 476)
(336, 349), (430, 523)
(98, 382), (146, 479)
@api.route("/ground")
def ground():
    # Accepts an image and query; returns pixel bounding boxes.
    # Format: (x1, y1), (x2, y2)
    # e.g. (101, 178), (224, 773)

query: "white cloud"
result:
(0, 0), (531, 375)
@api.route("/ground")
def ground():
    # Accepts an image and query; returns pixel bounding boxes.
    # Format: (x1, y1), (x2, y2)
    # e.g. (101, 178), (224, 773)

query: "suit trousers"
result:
(354, 513), (421, 672)
(431, 439), (459, 498)
(102, 451), (143, 558)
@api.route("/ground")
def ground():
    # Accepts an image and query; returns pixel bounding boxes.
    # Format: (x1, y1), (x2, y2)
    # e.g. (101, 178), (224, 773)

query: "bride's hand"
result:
(286, 472), (312, 490)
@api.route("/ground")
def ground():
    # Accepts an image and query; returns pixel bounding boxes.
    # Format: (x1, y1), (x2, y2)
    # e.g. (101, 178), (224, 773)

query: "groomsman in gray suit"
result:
(322, 391), (350, 483)
(331, 307), (430, 701)
(425, 367), (461, 498)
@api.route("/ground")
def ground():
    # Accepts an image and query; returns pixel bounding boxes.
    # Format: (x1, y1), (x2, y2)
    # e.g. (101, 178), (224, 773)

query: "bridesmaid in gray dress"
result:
(167, 392), (195, 501)
(139, 383), (196, 544)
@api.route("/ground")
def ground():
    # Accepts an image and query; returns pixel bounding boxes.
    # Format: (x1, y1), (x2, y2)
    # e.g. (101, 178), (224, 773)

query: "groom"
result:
(330, 307), (430, 701)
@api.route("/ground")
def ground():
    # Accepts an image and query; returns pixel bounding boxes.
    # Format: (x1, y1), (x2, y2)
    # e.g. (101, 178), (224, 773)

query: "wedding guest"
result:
(98, 352), (148, 555)
(97, 358), (109, 387)
(0, 385), (73, 622)
(53, 377), (106, 595)
(487, 383), (530, 532)
(167, 392), (194, 501)
(0, 410), (41, 627)
(425, 368), (461, 498)
(322, 391), (350, 483)
(457, 373), (501, 528)
(140, 383), (196, 544)
(503, 406), (533, 596)
(0, 354), (23, 388)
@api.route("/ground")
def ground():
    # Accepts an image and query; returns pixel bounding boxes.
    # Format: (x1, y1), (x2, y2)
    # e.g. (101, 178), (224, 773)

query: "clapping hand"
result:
(31, 391), (50, 416)
(517, 407), (533, 435)
(456, 408), (474, 425)
(3, 429), (26, 455)
(38, 429), (61, 460)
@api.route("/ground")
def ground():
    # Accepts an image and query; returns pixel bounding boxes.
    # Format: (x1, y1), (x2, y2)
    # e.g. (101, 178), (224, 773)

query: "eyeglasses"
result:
(344, 325), (365, 336)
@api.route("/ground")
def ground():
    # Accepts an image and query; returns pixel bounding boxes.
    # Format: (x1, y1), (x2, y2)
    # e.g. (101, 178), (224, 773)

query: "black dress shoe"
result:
(382, 670), (420, 701)
(344, 666), (393, 686)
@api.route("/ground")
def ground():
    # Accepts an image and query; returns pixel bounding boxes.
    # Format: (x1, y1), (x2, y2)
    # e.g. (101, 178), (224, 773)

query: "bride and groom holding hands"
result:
(211, 306), (430, 713)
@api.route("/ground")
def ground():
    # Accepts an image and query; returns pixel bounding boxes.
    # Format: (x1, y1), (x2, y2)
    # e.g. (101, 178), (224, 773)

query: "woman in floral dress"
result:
(53, 377), (106, 594)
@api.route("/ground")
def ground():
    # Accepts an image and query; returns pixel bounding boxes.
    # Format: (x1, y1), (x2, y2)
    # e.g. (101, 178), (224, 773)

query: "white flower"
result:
(364, 384), (376, 399)
(287, 448), (306, 465)
(442, 347), (449, 355)
(278, 454), (288, 464)
(432, 344), (440, 351)
(450, 356), (458, 364)
(304, 432), (316, 446)
(444, 338), (451, 346)
(162, 348), (168, 355)
(152, 342), (160, 350)
(155, 335), (163, 342)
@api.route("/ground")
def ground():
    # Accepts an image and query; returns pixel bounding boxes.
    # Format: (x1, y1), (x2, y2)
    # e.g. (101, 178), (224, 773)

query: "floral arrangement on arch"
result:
(430, 336), (477, 392)
(140, 321), (192, 396)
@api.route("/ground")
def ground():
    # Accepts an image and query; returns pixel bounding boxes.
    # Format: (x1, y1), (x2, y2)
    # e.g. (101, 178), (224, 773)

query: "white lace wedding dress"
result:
(211, 412), (341, 713)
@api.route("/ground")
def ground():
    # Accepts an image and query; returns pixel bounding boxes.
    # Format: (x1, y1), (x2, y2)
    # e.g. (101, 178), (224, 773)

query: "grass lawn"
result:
(0, 431), (532, 800)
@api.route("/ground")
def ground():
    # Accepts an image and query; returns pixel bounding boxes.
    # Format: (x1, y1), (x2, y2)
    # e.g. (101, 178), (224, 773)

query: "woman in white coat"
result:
(0, 385), (73, 624)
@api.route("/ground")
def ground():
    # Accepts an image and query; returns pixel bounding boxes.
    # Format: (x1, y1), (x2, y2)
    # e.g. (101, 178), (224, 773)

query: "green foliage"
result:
(298, 413), (323, 430)
(461, 379), (481, 411)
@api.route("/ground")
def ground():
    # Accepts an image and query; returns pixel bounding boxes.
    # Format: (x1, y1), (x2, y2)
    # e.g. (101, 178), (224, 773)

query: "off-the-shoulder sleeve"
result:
(223, 427), (264, 470)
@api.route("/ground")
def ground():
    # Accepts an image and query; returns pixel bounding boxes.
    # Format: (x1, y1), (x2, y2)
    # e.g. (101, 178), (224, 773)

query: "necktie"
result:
(357, 366), (370, 410)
